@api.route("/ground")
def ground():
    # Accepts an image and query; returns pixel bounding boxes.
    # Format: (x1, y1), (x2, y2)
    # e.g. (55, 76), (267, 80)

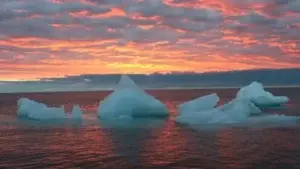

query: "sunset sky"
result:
(0, 0), (299, 81)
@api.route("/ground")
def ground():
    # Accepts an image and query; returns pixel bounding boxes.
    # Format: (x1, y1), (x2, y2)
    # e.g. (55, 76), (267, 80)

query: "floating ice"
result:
(71, 105), (83, 120)
(178, 93), (219, 115)
(98, 75), (169, 119)
(217, 98), (261, 120)
(237, 82), (289, 107)
(218, 98), (262, 116)
(175, 81), (297, 126)
(176, 98), (262, 125)
(17, 98), (66, 120)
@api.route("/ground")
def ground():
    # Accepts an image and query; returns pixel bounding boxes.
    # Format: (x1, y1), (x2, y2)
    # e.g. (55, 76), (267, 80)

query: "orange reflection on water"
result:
(141, 118), (188, 166)
(216, 129), (244, 169)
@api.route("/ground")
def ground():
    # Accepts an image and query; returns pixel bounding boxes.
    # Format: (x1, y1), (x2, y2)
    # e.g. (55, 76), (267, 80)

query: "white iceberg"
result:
(97, 75), (169, 119)
(17, 98), (66, 120)
(175, 81), (295, 126)
(216, 98), (261, 120)
(218, 98), (262, 116)
(237, 82), (289, 107)
(71, 105), (83, 120)
(176, 98), (262, 125)
(178, 93), (219, 115)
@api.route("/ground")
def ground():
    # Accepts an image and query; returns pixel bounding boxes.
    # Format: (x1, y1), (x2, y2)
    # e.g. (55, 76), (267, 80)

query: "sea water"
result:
(0, 88), (299, 169)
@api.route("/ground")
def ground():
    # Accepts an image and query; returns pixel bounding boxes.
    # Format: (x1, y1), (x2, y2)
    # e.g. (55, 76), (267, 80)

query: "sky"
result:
(0, 0), (299, 81)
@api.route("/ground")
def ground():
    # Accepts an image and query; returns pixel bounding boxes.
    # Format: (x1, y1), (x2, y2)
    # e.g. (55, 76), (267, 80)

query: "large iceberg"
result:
(236, 82), (289, 107)
(175, 81), (294, 126)
(178, 93), (219, 115)
(176, 98), (262, 125)
(98, 75), (169, 119)
(17, 98), (66, 120)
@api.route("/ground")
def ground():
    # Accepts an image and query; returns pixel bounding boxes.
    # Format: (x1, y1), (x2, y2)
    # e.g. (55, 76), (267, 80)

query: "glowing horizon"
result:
(0, 0), (299, 81)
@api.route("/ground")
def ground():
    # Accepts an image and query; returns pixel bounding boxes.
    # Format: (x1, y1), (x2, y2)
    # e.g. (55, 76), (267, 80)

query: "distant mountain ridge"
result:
(12, 68), (300, 88)
(0, 68), (299, 93)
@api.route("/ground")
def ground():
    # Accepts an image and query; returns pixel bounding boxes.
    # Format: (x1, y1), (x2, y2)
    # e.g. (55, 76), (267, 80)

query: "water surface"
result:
(0, 88), (299, 169)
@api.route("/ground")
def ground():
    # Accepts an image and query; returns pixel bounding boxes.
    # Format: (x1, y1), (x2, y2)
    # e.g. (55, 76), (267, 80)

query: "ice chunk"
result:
(218, 98), (262, 116)
(17, 98), (66, 120)
(17, 98), (45, 117)
(117, 74), (139, 90)
(216, 98), (261, 121)
(176, 82), (293, 126)
(71, 105), (83, 120)
(175, 109), (217, 125)
(237, 82), (289, 107)
(98, 75), (169, 119)
(178, 93), (219, 115)
(176, 98), (261, 125)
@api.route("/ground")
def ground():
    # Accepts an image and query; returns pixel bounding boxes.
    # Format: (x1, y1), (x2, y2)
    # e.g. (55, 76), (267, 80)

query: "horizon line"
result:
(1, 67), (300, 82)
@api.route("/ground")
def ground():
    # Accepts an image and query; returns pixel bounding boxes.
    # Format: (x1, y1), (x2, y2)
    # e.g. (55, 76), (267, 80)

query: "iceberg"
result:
(175, 81), (296, 126)
(178, 93), (219, 115)
(218, 98), (262, 116)
(176, 98), (262, 125)
(71, 105), (83, 120)
(236, 82), (289, 107)
(217, 98), (261, 120)
(17, 98), (66, 120)
(98, 75), (169, 119)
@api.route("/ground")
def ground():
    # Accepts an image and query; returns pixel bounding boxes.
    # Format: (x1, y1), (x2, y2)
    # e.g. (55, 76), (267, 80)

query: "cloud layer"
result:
(0, 0), (299, 80)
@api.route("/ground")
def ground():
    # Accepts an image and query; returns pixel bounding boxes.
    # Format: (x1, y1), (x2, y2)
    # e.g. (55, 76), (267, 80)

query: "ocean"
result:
(0, 88), (299, 169)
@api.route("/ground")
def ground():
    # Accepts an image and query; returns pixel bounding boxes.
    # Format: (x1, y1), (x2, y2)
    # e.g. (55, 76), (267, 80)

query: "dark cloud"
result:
(126, 0), (222, 23)
(287, 0), (300, 12)
(86, 0), (125, 6)
(20, 0), (110, 15)
(163, 19), (220, 32)
(170, 0), (199, 3)
(229, 43), (285, 58)
(122, 26), (179, 43)
(0, 0), (110, 22)
(237, 12), (278, 25)
(0, 16), (124, 40)
(0, 9), (26, 22)
(0, 19), (55, 38)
